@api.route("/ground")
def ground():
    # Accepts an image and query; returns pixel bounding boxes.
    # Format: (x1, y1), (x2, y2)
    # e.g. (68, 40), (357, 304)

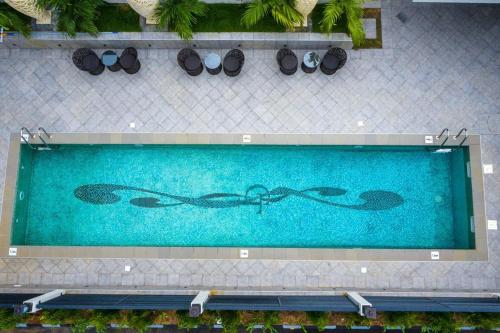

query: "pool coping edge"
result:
(0, 132), (488, 262)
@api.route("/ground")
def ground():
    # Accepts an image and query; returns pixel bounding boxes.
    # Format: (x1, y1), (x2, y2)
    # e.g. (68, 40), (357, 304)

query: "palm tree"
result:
(320, 0), (365, 47)
(37, 0), (101, 37)
(241, 0), (302, 30)
(155, 0), (206, 40)
(0, 9), (31, 37)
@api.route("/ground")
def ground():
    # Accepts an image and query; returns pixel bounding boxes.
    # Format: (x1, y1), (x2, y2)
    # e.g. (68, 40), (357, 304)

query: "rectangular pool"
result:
(11, 143), (475, 249)
(0, 133), (487, 261)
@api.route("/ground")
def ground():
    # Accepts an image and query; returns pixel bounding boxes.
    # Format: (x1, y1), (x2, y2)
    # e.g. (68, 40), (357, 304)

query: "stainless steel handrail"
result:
(436, 128), (449, 146)
(37, 127), (52, 147)
(20, 127), (38, 150)
(453, 128), (468, 146)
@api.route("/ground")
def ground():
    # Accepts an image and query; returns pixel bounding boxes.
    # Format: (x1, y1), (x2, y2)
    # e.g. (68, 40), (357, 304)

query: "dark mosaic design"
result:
(74, 183), (404, 213)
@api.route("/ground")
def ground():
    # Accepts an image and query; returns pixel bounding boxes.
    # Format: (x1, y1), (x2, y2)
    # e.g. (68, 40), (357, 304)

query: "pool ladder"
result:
(453, 128), (468, 146)
(435, 128), (467, 147)
(20, 127), (53, 150)
(435, 128), (449, 146)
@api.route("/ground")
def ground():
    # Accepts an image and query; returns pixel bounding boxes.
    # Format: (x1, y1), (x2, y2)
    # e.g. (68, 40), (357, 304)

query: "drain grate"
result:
(396, 11), (409, 23)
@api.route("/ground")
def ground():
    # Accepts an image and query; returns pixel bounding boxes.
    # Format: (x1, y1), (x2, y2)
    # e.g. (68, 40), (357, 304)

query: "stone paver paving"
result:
(0, 0), (499, 291)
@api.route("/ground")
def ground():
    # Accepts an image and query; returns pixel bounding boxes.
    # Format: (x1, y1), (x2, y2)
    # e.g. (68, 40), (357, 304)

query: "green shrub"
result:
(192, 4), (285, 32)
(341, 312), (371, 328)
(319, 0), (365, 47)
(95, 4), (141, 32)
(464, 312), (500, 330)
(37, 0), (102, 37)
(245, 311), (279, 333)
(40, 309), (74, 325)
(198, 310), (218, 326)
(0, 308), (21, 330)
(241, 0), (302, 30)
(382, 312), (420, 332)
(88, 311), (120, 333)
(122, 310), (156, 333)
(176, 310), (201, 330)
(219, 311), (241, 333)
(422, 312), (459, 333)
(155, 0), (207, 40)
(262, 311), (280, 333)
(306, 312), (329, 331)
(0, 4), (31, 37)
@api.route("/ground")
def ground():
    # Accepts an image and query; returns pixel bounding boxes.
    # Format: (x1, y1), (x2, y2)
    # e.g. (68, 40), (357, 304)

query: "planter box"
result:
(1, 31), (353, 49)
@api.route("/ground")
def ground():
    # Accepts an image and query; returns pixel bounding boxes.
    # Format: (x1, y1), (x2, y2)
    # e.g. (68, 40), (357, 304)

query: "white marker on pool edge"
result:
(124, 265), (131, 272)
(361, 267), (367, 274)
(488, 220), (497, 230)
(357, 121), (364, 127)
(129, 122), (136, 129)
(239, 249), (249, 258)
(483, 164), (493, 174)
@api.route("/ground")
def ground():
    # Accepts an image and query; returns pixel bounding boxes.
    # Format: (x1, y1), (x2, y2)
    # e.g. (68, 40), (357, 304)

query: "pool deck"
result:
(0, 0), (499, 292)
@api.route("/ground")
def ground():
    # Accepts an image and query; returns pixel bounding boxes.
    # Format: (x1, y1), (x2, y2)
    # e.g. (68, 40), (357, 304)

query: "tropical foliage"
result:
(382, 312), (421, 332)
(36, 0), (102, 37)
(0, 7), (31, 37)
(0, 308), (21, 330)
(0, 308), (499, 331)
(320, 0), (365, 47)
(241, 0), (302, 30)
(155, 0), (207, 40)
(306, 311), (329, 331)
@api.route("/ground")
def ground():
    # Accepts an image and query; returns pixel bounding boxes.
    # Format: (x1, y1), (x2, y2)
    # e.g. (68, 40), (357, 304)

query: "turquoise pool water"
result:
(11, 145), (474, 249)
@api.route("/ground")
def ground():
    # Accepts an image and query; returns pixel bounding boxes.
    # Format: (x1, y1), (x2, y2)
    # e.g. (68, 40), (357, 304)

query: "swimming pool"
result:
(0, 133), (487, 260)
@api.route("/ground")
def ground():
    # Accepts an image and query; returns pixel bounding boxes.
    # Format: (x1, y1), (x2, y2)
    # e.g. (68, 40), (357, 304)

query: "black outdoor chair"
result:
(276, 48), (298, 75)
(72, 48), (97, 71)
(89, 62), (105, 75)
(320, 47), (347, 75)
(186, 63), (203, 76)
(78, 51), (104, 75)
(124, 60), (141, 74)
(223, 49), (245, 77)
(119, 47), (140, 74)
(177, 48), (199, 70)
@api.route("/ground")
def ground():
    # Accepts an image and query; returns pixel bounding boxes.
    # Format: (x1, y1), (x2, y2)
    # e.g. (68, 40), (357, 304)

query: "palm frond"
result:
(0, 10), (31, 37)
(320, 0), (365, 46)
(241, 1), (269, 28)
(271, 4), (301, 29)
(156, 0), (206, 40)
(320, 0), (343, 32)
(39, 0), (101, 37)
(344, 0), (365, 46)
